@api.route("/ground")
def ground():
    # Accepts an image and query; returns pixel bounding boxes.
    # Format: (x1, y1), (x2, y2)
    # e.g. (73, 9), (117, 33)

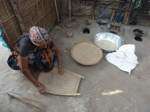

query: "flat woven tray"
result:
(38, 67), (84, 96)
(71, 42), (103, 65)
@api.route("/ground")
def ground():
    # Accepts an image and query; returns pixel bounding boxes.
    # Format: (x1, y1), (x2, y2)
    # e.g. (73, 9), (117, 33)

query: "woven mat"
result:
(38, 67), (84, 96)
(71, 42), (103, 65)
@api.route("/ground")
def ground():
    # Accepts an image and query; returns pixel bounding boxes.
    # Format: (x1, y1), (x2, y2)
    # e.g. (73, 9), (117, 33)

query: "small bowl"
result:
(93, 32), (124, 52)
(66, 32), (73, 38)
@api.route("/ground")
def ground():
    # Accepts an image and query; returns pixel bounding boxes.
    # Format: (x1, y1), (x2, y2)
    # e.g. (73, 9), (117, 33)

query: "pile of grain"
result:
(96, 40), (118, 50)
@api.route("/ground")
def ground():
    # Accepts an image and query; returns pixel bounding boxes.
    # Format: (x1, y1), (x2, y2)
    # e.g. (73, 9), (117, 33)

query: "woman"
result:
(9, 26), (63, 94)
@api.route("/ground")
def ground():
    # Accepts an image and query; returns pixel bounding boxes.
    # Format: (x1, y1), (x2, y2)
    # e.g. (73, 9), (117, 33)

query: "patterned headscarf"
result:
(29, 26), (51, 46)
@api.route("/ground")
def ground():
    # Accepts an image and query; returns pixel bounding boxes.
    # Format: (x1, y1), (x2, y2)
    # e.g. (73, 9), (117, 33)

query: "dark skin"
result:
(20, 44), (63, 94)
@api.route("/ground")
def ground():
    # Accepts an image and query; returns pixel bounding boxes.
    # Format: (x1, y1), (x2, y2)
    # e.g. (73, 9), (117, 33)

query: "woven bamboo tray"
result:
(38, 67), (84, 96)
(71, 41), (103, 65)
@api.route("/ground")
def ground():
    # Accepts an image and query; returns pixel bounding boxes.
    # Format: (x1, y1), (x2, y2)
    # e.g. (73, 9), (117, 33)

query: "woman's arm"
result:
(20, 56), (47, 94)
(51, 45), (63, 74)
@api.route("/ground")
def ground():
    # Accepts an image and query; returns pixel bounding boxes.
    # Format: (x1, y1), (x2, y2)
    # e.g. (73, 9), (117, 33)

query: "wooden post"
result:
(92, 2), (96, 20)
(125, 0), (134, 24)
(110, 0), (115, 22)
(54, 0), (60, 23)
(68, 0), (72, 20)
(10, 0), (26, 32)
(123, 0), (132, 24)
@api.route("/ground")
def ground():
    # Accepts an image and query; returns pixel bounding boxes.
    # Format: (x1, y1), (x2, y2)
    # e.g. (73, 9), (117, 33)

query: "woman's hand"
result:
(58, 65), (64, 75)
(37, 82), (48, 94)
(20, 57), (47, 94)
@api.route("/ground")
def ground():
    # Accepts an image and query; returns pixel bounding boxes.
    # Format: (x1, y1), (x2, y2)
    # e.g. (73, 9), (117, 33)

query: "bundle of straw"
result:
(8, 92), (46, 112)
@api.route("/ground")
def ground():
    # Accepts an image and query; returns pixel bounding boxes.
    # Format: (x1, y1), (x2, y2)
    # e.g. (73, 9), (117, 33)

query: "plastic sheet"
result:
(0, 28), (10, 51)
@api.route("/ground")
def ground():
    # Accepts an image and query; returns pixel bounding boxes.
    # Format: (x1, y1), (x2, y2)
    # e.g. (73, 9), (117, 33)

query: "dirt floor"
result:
(0, 18), (150, 112)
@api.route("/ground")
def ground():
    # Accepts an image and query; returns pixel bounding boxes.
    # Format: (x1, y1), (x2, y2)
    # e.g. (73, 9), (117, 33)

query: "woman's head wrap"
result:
(29, 26), (51, 46)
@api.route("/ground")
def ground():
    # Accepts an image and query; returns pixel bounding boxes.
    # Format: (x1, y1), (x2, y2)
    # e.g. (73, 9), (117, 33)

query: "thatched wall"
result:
(0, 0), (21, 49)
(0, 0), (60, 49)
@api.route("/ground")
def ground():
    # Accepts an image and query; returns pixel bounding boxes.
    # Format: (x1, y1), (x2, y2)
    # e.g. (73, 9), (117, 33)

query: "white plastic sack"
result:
(105, 44), (139, 74)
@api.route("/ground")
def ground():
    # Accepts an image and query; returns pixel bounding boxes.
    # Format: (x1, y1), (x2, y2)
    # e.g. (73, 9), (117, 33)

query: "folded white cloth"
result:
(105, 44), (139, 74)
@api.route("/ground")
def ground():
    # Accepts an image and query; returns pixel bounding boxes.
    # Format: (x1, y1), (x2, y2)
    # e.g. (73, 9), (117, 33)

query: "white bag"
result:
(105, 44), (139, 74)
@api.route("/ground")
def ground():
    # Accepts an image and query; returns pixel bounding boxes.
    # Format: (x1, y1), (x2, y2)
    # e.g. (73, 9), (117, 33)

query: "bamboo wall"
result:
(0, 0), (60, 49)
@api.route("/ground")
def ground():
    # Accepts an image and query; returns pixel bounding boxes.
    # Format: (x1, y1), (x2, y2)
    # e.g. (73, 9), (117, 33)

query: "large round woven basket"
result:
(71, 42), (103, 65)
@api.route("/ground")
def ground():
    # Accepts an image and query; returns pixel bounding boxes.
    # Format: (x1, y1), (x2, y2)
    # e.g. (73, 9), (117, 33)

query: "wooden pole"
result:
(54, 0), (60, 23)
(8, 92), (46, 111)
(92, 2), (95, 20)
(125, 0), (134, 24)
(68, 0), (72, 20)
(110, 0), (115, 22)
(10, 0), (26, 32)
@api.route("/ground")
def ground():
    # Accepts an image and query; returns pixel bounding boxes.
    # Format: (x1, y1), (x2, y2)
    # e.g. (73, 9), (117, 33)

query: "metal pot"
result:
(93, 32), (124, 52)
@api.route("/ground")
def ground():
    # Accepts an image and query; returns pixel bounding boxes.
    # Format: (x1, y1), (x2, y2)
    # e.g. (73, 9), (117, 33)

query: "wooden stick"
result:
(51, 67), (84, 79)
(8, 92), (46, 112)
(73, 15), (92, 17)
(68, 0), (72, 20)
(54, 0), (60, 23)
(48, 92), (81, 96)
(110, 0), (115, 22)
(125, 0), (134, 24)
(91, 2), (95, 20)
(65, 69), (84, 79)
